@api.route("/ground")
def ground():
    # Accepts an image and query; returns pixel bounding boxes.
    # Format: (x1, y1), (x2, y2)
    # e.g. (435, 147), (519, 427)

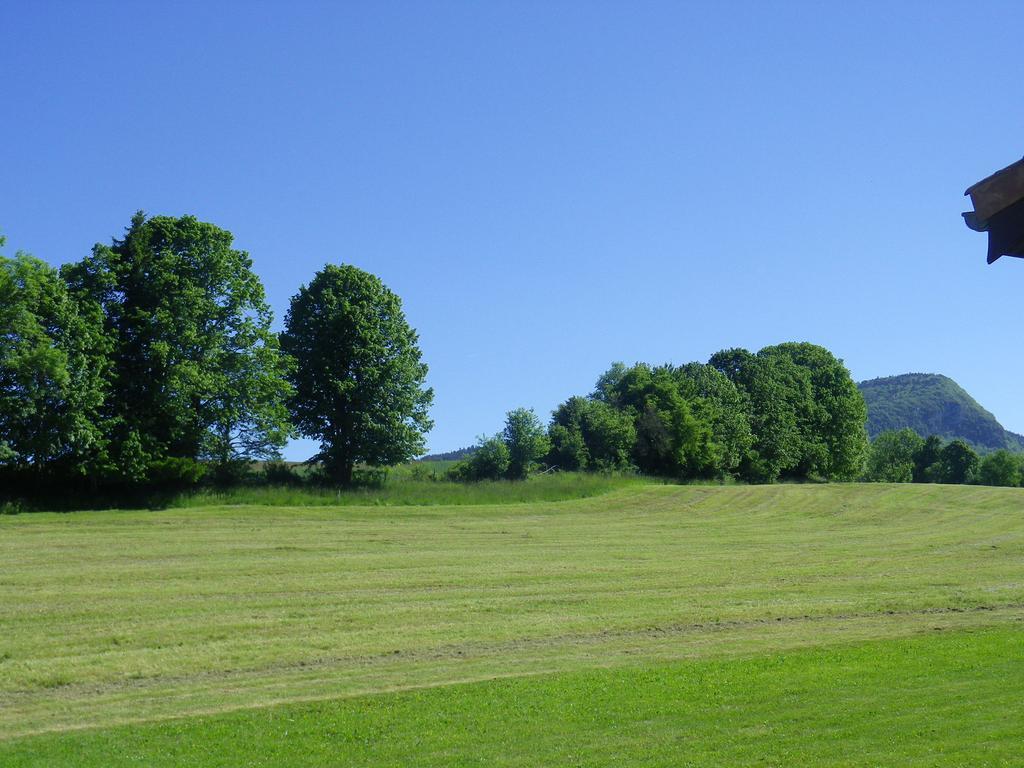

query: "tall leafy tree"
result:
(708, 347), (755, 383)
(935, 439), (979, 485)
(62, 213), (292, 481)
(608, 364), (708, 477)
(592, 362), (629, 406)
(202, 310), (295, 476)
(502, 407), (550, 480)
(864, 428), (923, 483)
(759, 342), (868, 480)
(912, 435), (944, 483)
(579, 399), (636, 470)
(450, 434), (511, 481)
(548, 396), (635, 471)
(674, 362), (753, 477)
(978, 450), (1022, 488)
(548, 397), (591, 471)
(280, 264), (433, 485)
(716, 350), (803, 482)
(0, 242), (106, 477)
(711, 343), (867, 482)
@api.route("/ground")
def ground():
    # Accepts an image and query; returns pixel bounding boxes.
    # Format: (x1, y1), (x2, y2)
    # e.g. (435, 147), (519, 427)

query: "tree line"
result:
(0, 214), (432, 492)
(864, 429), (1024, 487)
(453, 343), (870, 483)
(7, 213), (1019, 496)
(454, 381), (1024, 489)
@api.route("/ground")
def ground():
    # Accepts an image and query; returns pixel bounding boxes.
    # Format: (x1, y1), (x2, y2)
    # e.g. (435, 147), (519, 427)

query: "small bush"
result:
(0, 499), (24, 515)
(261, 461), (303, 486)
(408, 463), (439, 482)
(448, 436), (510, 481)
(146, 457), (209, 488)
(210, 460), (254, 487)
(352, 467), (388, 488)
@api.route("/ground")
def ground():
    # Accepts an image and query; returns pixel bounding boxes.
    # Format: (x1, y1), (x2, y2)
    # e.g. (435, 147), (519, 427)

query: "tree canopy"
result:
(61, 213), (292, 483)
(280, 264), (433, 485)
(711, 343), (868, 482)
(503, 408), (550, 480)
(451, 408), (550, 481)
(549, 396), (635, 471)
(979, 450), (1023, 487)
(539, 342), (867, 484)
(864, 428), (923, 483)
(0, 244), (105, 477)
(861, 430), (1018, 488)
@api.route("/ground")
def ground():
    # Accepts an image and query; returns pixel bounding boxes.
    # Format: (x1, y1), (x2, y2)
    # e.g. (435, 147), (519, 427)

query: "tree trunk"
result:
(336, 459), (354, 487)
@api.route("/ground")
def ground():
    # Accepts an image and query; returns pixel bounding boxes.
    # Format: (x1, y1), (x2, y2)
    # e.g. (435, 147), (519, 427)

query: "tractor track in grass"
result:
(3, 600), (1022, 741)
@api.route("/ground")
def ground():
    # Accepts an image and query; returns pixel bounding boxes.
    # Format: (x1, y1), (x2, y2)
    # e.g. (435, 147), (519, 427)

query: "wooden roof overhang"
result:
(964, 157), (1024, 263)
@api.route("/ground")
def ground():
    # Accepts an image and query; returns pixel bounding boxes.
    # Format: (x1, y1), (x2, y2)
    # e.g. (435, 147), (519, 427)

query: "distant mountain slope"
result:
(419, 446), (477, 462)
(858, 373), (1024, 452)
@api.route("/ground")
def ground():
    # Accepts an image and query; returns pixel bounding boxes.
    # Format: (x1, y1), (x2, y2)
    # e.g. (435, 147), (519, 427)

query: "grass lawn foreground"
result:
(1, 482), (1022, 764)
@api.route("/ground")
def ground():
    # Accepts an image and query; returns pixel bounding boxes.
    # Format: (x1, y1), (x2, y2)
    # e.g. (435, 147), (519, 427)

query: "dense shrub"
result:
(979, 450), (1022, 487)
(449, 435), (511, 481)
(146, 457), (210, 488)
(864, 430), (1018, 488)
(261, 461), (303, 486)
(864, 429), (923, 483)
(934, 439), (980, 485)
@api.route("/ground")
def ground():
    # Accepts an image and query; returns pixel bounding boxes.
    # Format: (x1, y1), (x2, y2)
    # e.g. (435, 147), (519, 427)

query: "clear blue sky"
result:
(4, 1), (1024, 458)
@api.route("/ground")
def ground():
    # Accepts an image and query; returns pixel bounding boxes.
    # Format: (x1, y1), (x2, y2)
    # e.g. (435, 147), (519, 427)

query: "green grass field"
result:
(1, 467), (649, 513)
(1, 483), (1022, 764)
(174, 470), (650, 508)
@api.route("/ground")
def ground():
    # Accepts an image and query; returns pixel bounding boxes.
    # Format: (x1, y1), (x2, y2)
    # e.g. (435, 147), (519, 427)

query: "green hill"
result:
(858, 373), (1024, 452)
(419, 445), (476, 462)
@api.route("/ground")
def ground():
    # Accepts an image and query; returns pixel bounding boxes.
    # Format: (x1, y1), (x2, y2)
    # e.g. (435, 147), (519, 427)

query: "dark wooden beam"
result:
(963, 157), (1024, 263)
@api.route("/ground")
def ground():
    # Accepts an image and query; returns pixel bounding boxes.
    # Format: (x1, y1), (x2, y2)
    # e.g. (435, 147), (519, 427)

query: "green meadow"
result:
(1, 483), (1022, 764)
(173, 470), (648, 509)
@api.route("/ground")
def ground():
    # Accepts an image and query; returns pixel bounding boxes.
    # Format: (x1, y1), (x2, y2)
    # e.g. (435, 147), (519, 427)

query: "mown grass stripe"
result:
(1, 483), (1021, 740)
(1, 627), (1021, 767)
